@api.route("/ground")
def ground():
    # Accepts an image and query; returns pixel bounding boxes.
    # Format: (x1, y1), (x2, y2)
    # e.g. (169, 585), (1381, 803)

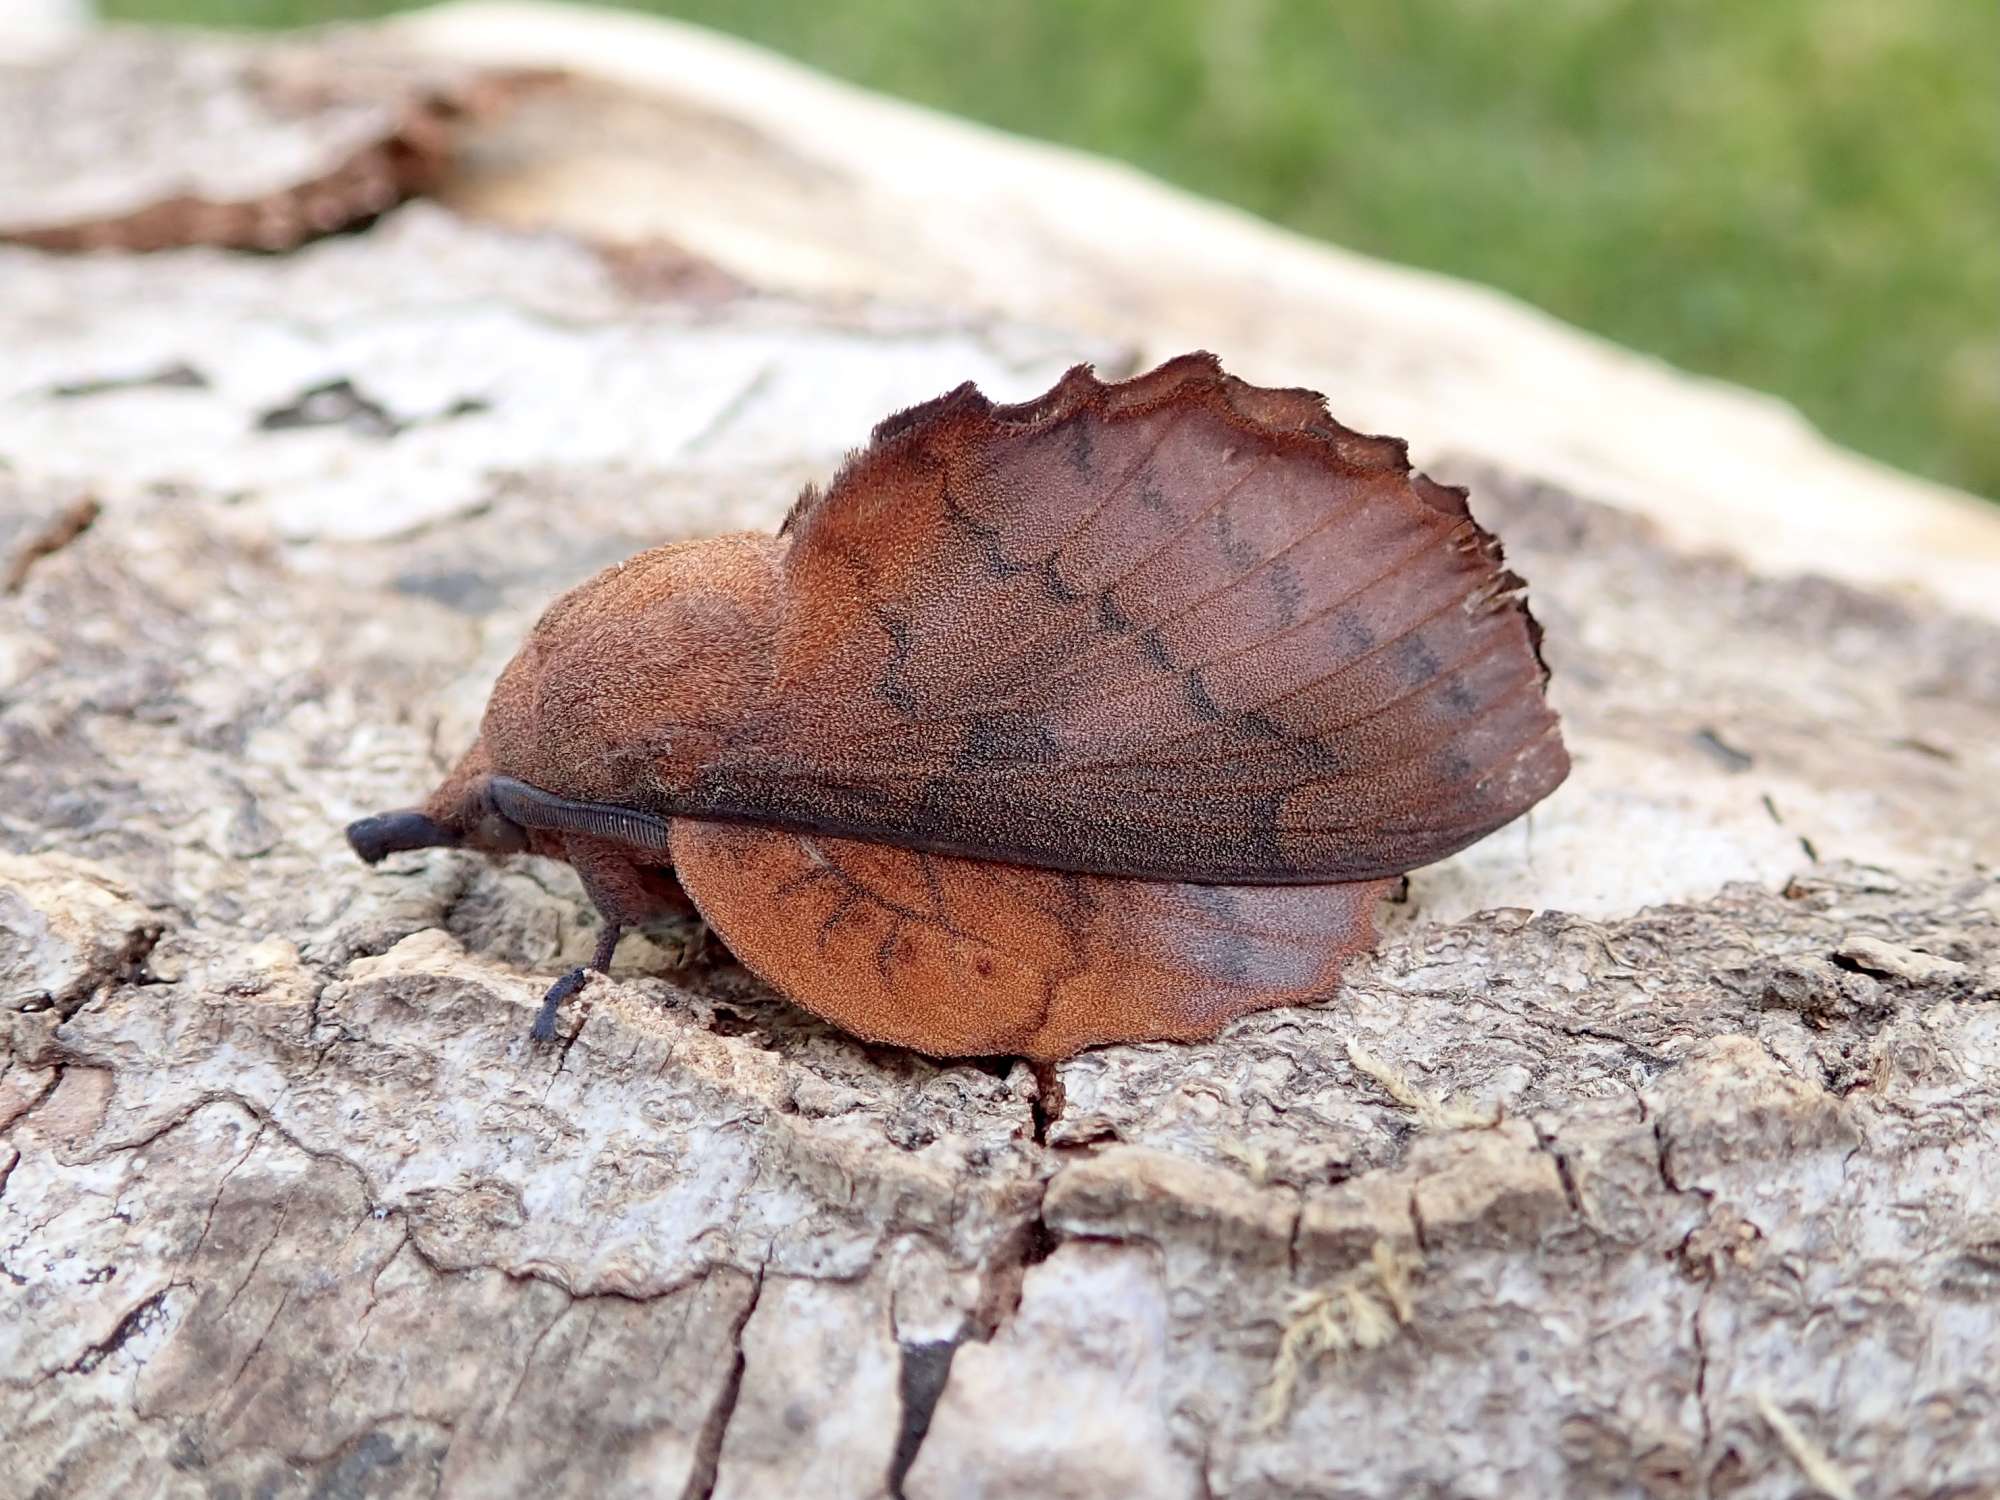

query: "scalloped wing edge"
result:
(779, 352), (1551, 692)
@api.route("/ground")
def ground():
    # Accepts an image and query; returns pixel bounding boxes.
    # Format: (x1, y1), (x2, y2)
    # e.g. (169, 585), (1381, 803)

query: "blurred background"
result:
(94, 0), (2000, 502)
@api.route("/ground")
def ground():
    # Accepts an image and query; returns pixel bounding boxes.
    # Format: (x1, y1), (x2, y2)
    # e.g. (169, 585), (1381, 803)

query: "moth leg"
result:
(531, 921), (623, 1042)
(528, 833), (686, 1042)
(1030, 1061), (1066, 1127)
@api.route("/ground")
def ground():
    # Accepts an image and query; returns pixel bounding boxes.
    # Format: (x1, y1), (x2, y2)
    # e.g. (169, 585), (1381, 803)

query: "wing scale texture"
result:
(670, 353), (1566, 882)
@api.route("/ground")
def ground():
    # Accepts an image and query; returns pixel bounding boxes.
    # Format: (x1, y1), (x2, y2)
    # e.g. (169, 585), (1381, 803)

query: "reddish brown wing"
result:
(678, 353), (1567, 883)
(668, 820), (1390, 1063)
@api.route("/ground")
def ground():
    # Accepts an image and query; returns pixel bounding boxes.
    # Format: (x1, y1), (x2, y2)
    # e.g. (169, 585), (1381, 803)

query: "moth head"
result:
(345, 740), (529, 865)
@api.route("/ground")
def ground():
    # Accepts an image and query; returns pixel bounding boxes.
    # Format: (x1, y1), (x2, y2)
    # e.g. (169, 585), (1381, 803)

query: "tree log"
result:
(3, 11), (1998, 1498)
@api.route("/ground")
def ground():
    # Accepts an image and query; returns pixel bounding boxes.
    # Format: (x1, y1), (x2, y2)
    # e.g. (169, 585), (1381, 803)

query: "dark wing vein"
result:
(954, 445), (1279, 696)
(788, 504), (1468, 762)
(1046, 574), (1512, 773)
(983, 477), (1445, 715)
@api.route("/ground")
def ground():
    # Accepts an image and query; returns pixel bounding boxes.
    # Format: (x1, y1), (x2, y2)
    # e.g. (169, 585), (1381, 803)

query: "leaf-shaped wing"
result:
(669, 820), (1389, 1063)
(684, 353), (1567, 882)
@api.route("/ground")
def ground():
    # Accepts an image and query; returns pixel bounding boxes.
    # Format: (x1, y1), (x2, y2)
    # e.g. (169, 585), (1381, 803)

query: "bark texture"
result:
(0, 29), (534, 251)
(4, 15), (2000, 1500)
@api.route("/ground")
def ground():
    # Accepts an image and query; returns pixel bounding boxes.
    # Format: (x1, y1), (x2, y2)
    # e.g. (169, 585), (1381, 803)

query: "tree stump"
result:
(3, 10), (1997, 1497)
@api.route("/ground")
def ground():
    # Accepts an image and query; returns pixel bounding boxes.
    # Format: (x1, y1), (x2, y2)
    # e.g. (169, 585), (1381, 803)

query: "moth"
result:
(347, 354), (1568, 1103)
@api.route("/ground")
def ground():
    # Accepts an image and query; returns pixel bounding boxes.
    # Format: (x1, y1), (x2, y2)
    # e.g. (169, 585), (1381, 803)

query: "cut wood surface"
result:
(2, 11), (1998, 1499)
(0, 28), (535, 252)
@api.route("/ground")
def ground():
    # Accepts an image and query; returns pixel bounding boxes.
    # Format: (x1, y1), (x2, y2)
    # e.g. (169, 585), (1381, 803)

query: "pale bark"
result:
(3, 15), (1999, 1500)
(0, 30), (531, 251)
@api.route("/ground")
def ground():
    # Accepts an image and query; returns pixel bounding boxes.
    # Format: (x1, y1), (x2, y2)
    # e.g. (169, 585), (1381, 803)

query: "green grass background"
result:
(103, 0), (2000, 501)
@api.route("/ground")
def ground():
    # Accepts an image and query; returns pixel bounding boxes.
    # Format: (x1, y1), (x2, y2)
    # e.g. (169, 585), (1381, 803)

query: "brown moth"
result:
(347, 354), (1568, 1099)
